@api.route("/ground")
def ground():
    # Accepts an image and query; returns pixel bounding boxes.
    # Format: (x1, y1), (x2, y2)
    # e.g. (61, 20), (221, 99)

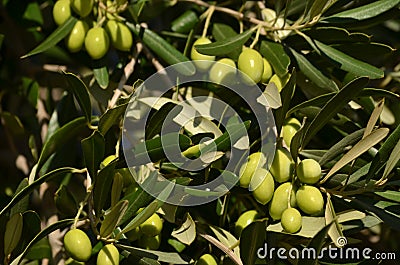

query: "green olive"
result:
(269, 74), (282, 92)
(209, 58), (236, 85)
(97, 244), (119, 265)
(105, 20), (133, 51)
(125, 226), (142, 242)
(196, 254), (218, 265)
(235, 210), (259, 236)
(269, 148), (294, 183)
(84, 27), (110, 59)
(63, 229), (92, 262)
(138, 234), (161, 250)
(261, 58), (273, 83)
(268, 182), (296, 220)
(239, 152), (266, 188)
(53, 0), (71, 26)
(250, 168), (275, 205)
(191, 37), (216, 71)
(297, 159), (322, 184)
(281, 208), (302, 233)
(238, 48), (264, 84)
(281, 117), (301, 147)
(296, 185), (324, 215)
(71, 0), (93, 17)
(65, 258), (85, 265)
(139, 213), (163, 237)
(66, 20), (89, 52)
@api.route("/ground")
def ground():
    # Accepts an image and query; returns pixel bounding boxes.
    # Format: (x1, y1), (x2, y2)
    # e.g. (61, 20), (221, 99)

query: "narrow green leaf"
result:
(64, 72), (92, 123)
(24, 238), (51, 260)
(54, 185), (77, 216)
(100, 200), (129, 238)
(319, 128), (365, 166)
(93, 66), (109, 89)
(314, 40), (384, 79)
(375, 191), (400, 203)
(323, 0), (400, 22)
(325, 194), (345, 248)
(128, 23), (195, 76)
(111, 173), (124, 208)
(145, 103), (177, 140)
(21, 16), (77, 58)
(321, 128), (389, 183)
(10, 219), (74, 265)
(307, 0), (331, 21)
(10, 178), (29, 216)
(364, 99), (385, 139)
(117, 244), (192, 264)
(171, 213), (196, 245)
(212, 23), (241, 59)
(120, 185), (153, 225)
(209, 226), (240, 257)
(17, 211), (41, 255)
(195, 29), (254, 56)
(93, 160), (117, 214)
(4, 213), (23, 256)
(120, 200), (158, 235)
(240, 221), (265, 265)
(275, 69), (296, 135)
(199, 233), (242, 265)
(0, 167), (78, 218)
(381, 138), (400, 180)
(259, 40), (290, 77)
(0, 112), (24, 135)
(98, 102), (128, 135)
(290, 48), (338, 92)
(302, 77), (369, 148)
(171, 10), (199, 34)
(367, 123), (400, 181)
(81, 130), (105, 179)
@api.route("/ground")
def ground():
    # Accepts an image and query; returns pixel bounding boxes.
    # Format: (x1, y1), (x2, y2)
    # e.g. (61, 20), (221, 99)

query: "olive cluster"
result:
(52, 0), (133, 59)
(191, 37), (287, 88)
(237, 117), (325, 234)
(125, 212), (163, 250)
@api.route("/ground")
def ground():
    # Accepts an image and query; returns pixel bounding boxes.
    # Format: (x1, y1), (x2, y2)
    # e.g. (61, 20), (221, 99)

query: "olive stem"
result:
(202, 5), (215, 38)
(249, 24), (262, 49)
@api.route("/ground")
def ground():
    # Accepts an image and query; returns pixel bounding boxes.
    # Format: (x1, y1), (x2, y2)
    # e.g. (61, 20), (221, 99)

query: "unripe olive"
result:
(281, 208), (302, 233)
(125, 226), (142, 241)
(268, 182), (296, 220)
(139, 213), (163, 237)
(261, 58), (273, 83)
(297, 159), (322, 184)
(281, 117), (301, 147)
(71, 0), (93, 17)
(269, 74), (282, 92)
(250, 168), (274, 205)
(53, 0), (71, 26)
(105, 20), (133, 51)
(65, 258), (84, 265)
(84, 27), (110, 59)
(209, 58), (236, 85)
(63, 229), (92, 262)
(196, 254), (218, 265)
(191, 37), (215, 71)
(97, 244), (119, 265)
(296, 185), (324, 215)
(238, 48), (264, 84)
(269, 148), (294, 183)
(66, 20), (89, 52)
(138, 234), (161, 250)
(239, 152), (266, 188)
(235, 210), (259, 236)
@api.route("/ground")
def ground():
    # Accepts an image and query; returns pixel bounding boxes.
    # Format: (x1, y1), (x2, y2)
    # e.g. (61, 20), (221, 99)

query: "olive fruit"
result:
(296, 185), (324, 215)
(66, 20), (89, 52)
(138, 234), (161, 250)
(125, 226), (142, 242)
(209, 58), (236, 85)
(65, 258), (84, 265)
(139, 213), (163, 237)
(238, 48), (264, 84)
(250, 168), (274, 205)
(261, 58), (273, 83)
(297, 159), (322, 184)
(97, 244), (119, 265)
(71, 0), (93, 17)
(269, 148), (294, 183)
(235, 210), (259, 236)
(281, 208), (302, 233)
(239, 152), (266, 188)
(191, 37), (215, 71)
(269, 74), (283, 92)
(53, 0), (71, 26)
(196, 254), (218, 265)
(281, 117), (301, 147)
(84, 27), (110, 59)
(105, 20), (133, 51)
(269, 182), (296, 220)
(63, 229), (92, 262)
